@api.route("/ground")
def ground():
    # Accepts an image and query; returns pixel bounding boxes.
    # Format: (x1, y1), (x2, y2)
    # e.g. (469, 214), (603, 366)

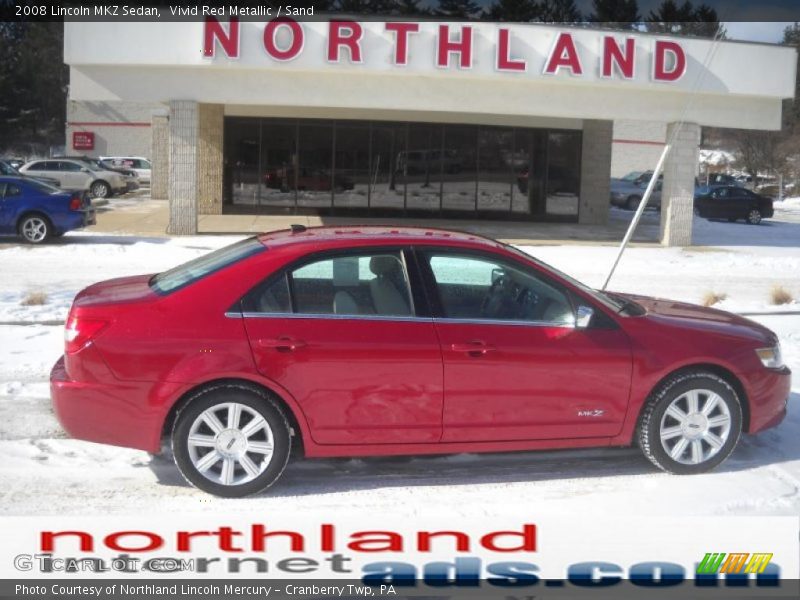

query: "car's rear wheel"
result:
(172, 385), (291, 497)
(746, 209), (762, 225)
(626, 195), (641, 210)
(638, 371), (742, 475)
(90, 180), (111, 198)
(18, 214), (51, 244)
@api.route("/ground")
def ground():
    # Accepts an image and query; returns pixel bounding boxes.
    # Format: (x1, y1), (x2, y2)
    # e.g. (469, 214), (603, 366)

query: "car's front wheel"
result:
(746, 209), (763, 225)
(626, 195), (642, 210)
(172, 385), (291, 497)
(638, 371), (742, 474)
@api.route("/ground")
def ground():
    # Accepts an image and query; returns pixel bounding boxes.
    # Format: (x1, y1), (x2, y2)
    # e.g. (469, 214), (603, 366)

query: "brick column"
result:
(197, 104), (224, 215)
(168, 100), (199, 235)
(660, 122), (700, 246)
(579, 120), (613, 225)
(150, 113), (169, 200)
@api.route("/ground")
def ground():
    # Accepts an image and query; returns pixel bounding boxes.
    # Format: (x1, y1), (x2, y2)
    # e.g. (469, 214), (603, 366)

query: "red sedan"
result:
(51, 227), (790, 497)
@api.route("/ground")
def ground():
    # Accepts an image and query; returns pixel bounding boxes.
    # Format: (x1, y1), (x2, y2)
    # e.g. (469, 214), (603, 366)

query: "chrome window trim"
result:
(434, 317), (575, 329)
(231, 310), (574, 329)
(238, 311), (430, 323)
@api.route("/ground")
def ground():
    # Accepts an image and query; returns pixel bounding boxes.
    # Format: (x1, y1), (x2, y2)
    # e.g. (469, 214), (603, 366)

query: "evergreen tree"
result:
(589, 0), (640, 30)
(538, 0), (581, 23)
(487, 0), (542, 22)
(646, 1), (725, 38)
(437, 0), (482, 19)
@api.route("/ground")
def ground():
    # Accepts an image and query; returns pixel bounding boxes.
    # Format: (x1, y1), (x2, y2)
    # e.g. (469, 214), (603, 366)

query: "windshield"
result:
(25, 179), (62, 194)
(620, 171), (643, 182)
(0, 161), (18, 176)
(150, 237), (265, 294)
(501, 243), (629, 313)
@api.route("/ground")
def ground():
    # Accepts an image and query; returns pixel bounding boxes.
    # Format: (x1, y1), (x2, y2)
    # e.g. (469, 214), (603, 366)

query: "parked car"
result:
(4, 158), (25, 170)
(0, 159), (61, 188)
(701, 173), (743, 189)
(0, 176), (95, 243)
(51, 226), (789, 497)
(610, 177), (662, 211)
(18, 159), (127, 198)
(694, 185), (774, 225)
(100, 156), (151, 185)
(54, 156), (140, 193)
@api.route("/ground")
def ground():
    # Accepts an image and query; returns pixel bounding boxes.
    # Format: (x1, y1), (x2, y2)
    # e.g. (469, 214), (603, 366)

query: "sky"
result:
(724, 22), (794, 44)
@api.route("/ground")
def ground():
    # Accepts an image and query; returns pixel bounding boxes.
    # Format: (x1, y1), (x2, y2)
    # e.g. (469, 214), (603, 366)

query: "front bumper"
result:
(747, 366), (791, 434)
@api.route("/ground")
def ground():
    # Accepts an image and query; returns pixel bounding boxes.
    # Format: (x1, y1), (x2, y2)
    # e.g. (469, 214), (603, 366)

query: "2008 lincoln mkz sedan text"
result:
(50, 227), (791, 497)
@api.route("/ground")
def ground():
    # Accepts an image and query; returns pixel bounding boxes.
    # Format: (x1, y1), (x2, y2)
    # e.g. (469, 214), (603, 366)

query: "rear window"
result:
(25, 179), (61, 194)
(150, 237), (264, 294)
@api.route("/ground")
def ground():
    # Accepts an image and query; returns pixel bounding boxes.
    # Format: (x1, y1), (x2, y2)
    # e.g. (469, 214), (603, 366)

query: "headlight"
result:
(756, 345), (784, 369)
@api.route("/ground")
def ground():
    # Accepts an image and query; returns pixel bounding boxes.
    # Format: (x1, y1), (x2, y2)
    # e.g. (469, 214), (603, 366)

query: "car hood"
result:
(616, 292), (777, 346)
(73, 274), (157, 308)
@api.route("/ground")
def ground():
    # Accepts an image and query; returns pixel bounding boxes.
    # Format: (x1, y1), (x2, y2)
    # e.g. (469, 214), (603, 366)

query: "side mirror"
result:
(81, 168), (90, 173)
(575, 305), (594, 329)
(491, 268), (505, 284)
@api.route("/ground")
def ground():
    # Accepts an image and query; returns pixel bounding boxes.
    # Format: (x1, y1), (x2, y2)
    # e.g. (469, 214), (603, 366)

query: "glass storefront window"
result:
(442, 125), (477, 211)
(546, 132), (582, 217)
(260, 121), (297, 209)
(370, 123), (407, 210)
(224, 117), (582, 221)
(334, 123), (370, 209)
(477, 127), (514, 212)
(224, 118), (260, 206)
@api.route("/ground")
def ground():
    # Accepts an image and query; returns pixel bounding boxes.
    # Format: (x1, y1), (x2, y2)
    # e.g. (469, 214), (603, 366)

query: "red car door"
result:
(241, 248), (443, 445)
(417, 249), (633, 443)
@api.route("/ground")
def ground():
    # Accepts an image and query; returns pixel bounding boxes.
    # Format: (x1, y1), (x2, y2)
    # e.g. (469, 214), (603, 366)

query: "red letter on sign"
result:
(203, 17), (239, 58)
(328, 21), (363, 63)
(264, 18), (304, 61)
(653, 40), (686, 81)
(602, 37), (635, 79)
(544, 32), (582, 75)
(437, 25), (472, 68)
(497, 28), (526, 71)
(386, 22), (419, 66)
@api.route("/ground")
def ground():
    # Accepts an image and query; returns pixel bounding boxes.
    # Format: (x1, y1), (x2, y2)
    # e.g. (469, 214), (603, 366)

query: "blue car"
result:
(0, 176), (96, 244)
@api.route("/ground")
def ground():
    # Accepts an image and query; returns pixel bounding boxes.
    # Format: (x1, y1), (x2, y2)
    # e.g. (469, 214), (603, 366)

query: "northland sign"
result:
(203, 19), (687, 83)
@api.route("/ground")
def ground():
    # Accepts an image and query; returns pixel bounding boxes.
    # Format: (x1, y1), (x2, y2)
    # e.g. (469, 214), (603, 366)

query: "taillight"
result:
(69, 195), (82, 210)
(65, 316), (109, 353)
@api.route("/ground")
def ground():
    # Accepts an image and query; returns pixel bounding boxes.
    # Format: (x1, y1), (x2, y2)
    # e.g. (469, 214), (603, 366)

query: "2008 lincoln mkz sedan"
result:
(51, 227), (790, 497)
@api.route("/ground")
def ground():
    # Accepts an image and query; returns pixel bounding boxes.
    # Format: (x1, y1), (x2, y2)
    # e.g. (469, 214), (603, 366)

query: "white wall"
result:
(64, 21), (796, 131)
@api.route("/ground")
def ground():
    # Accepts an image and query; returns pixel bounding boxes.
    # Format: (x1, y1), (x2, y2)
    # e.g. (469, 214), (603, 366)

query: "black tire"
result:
(17, 213), (52, 244)
(746, 209), (762, 225)
(638, 371), (742, 475)
(172, 384), (291, 498)
(626, 195), (641, 211)
(90, 180), (111, 198)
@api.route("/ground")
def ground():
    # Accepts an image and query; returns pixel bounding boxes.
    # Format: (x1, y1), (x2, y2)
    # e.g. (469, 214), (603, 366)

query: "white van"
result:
(100, 157), (151, 185)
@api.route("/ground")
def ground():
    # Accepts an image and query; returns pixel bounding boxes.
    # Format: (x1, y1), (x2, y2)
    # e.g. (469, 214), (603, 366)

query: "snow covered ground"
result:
(0, 202), (799, 516)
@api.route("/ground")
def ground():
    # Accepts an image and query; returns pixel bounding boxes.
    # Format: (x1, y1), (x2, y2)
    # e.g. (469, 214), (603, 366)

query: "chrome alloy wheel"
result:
(21, 217), (48, 243)
(659, 389), (732, 465)
(187, 402), (275, 486)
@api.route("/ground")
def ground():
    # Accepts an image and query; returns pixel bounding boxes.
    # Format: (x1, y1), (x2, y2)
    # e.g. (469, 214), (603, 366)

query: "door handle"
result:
(257, 337), (306, 351)
(451, 341), (495, 356)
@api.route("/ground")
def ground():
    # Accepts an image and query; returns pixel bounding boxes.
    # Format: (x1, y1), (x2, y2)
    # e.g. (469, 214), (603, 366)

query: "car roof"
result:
(257, 226), (503, 250)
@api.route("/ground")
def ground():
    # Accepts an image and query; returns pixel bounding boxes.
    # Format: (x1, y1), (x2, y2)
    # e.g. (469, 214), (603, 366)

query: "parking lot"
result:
(0, 197), (798, 516)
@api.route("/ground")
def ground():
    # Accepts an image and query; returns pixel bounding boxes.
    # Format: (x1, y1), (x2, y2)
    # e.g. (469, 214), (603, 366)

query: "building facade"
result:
(64, 20), (796, 245)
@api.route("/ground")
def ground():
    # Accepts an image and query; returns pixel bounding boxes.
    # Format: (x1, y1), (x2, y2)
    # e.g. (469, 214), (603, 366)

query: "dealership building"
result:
(64, 19), (796, 245)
